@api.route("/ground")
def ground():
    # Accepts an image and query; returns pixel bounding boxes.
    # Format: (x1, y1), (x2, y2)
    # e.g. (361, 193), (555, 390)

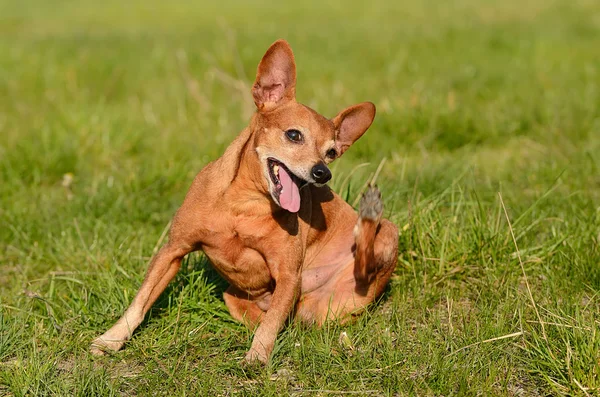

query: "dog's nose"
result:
(311, 162), (332, 184)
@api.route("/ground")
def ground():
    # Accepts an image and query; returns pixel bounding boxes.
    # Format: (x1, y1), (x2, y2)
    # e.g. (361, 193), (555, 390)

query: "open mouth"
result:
(268, 158), (307, 213)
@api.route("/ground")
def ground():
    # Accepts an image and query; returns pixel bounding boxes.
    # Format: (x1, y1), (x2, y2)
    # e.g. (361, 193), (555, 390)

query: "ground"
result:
(1, 0), (599, 395)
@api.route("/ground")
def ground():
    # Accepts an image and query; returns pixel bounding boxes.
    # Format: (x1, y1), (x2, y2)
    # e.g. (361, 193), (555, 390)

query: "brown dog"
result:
(91, 39), (398, 364)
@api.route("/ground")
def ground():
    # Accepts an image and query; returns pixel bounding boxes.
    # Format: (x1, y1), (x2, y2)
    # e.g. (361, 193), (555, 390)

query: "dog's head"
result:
(250, 40), (376, 213)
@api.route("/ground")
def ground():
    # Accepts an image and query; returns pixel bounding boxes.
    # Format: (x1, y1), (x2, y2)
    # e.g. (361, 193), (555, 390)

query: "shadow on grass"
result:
(140, 252), (231, 328)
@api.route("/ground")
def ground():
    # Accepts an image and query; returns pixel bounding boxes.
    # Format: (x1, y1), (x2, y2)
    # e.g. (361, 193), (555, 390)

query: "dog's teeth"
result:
(273, 165), (279, 174)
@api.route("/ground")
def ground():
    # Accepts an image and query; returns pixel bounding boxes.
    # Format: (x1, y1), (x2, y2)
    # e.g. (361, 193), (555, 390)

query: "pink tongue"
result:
(278, 166), (301, 213)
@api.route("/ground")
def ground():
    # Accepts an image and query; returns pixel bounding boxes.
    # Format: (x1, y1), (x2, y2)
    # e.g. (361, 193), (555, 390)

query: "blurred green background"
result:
(1, 0), (599, 395)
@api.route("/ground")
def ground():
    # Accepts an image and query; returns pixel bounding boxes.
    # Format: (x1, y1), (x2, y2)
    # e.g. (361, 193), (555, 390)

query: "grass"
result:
(1, 0), (599, 395)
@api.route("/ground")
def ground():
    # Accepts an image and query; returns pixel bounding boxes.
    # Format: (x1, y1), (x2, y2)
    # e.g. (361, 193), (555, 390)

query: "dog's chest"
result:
(200, 213), (283, 293)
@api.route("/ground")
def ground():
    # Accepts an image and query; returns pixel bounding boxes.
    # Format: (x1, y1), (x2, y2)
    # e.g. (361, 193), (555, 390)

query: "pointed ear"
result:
(252, 39), (296, 111)
(332, 102), (376, 156)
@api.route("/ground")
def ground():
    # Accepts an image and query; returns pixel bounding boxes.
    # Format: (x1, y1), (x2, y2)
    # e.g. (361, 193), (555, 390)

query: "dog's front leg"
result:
(244, 261), (301, 364)
(90, 243), (191, 354)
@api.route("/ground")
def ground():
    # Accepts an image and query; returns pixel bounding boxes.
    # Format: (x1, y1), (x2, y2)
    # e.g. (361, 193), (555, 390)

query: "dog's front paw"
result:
(359, 185), (383, 222)
(90, 336), (125, 356)
(243, 347), (269, 366)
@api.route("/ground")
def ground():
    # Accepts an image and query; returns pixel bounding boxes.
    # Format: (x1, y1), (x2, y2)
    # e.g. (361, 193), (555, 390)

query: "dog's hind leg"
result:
(90, 242), (191, 355)
(223, 286), (266, 329)
(297, 186), (398, 325)
(354, 185), (398, 295)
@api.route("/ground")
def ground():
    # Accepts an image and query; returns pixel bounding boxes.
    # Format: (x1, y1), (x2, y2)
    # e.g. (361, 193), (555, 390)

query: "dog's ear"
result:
(252, 39), (297, 111)
(332, 102), (376, 156)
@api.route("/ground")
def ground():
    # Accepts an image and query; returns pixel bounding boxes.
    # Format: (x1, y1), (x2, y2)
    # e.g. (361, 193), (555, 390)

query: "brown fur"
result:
(91, 40), (399, 364)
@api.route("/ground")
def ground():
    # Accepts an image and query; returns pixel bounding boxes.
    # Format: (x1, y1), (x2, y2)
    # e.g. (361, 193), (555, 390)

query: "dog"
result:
(91, 39), (398, 364)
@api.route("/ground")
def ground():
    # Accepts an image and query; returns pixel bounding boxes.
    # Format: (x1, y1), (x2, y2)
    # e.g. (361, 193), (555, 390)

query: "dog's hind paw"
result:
(359, 185), (383, 222)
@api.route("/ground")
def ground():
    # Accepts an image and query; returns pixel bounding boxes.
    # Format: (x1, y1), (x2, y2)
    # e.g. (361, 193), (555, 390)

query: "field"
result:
(1, 0), (600, 395)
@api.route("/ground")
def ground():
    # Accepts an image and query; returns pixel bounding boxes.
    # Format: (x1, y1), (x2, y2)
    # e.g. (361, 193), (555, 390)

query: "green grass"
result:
(1, 0), (599, 395)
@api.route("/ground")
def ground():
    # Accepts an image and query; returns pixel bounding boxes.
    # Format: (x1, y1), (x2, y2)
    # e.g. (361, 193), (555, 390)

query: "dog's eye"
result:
(326, 149), (337, 159)
(285, 129), (303, 143)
